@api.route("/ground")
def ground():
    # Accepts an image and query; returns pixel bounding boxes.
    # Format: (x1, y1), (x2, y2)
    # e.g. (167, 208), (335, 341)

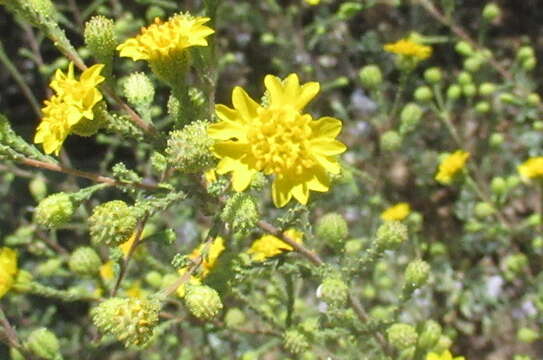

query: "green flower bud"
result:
(464, 56), (484, 72)
(338, 2), (364, 20)
(26, 0), (57, 20)
(513, 355), (532, 360)
(380, 130), (402, 152)
(474, 202), (495, 218)
(400, 102), (423, 134)
(404, 259), (430, 291)
(504, 253), (528, 278)
(25, 328), (61, 360)
(375, 221), (408, 251)
(91, 297), (160, 348)
(527, 93), (541, 106)
(84, 16), (117, 60)
(387, 323), (418, 350)
(69, 247), (101, 276)
(36, 258), (64, 277)
(491, 176), (507, 195)
(534, 121), (543, 131)
(430, 242), (447, 257)
(35, 192), (75, 229)
(221, 193), (259, 236)
(145, 5), (166, 22)
(318, 277), (349, 307)
(358, 65), (383, 89)
(315, 212), (349, 248)
(344, 238), (363, 254)
(123, 72), (155, 107)
(417, 320), (442, 350)
(362, 284), (376, 299)
(283, 330), (309, 355)
(424, 67), (442, 84)
(446, 85), (462, 100)
(522, 57), (537, 71)
(166, 121), (215, 173)
(479, 82), (497, 96)
(482, 2), (501, 22)
(458, 71), (472, 85)
(414, 86), (433, 102)
(462, 84), (477, 98)
(517, 46), (535, 61)
(489, 133), (504, 147)
(499, 93), (517, 104)
(29, 176), (47, 201)
(225, 308), (246, 328)
(89, 200), (138, 246)
(475, 101), (491, 114)
(455, 41), (474, 57)
(517, 327), (539, 343)
(532, 236), (543, 250)
(144, 271), (163, 288)
(185, 285), (223, 320)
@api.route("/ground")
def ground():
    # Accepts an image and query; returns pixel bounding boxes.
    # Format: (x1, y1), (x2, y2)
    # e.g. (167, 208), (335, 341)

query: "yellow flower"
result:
(208, 74), (347, 207)
(381, 202), (411, 221)
(518, 157), (543, 180)
(125, 281), (145, 298)
(0, 247), (18, 298)
(247, 229), (303, 262)
(34, 63), (105, 155)
(435, 150), (470, 185)
(99, 261), (115, 282)
(426, 350), (465, 360)
(117, 14), (214, 62)
(304, 0), (320, 4)
(175, 236), (225, 298)
(384, 38), (433, 60)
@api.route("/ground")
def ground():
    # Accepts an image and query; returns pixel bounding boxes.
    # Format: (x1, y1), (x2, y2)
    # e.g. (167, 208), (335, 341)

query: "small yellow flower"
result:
(175, 237), (225, 298)
(381, 202), (411, 221)
(117, 14), (214, 62)
(99, 261), (115, 282)
(125, 281), (145, 298)
(208, 73), (347, 207)
(0, 247), (17, 298)
(518, 157), (543, 180)
(304, 0), (320, 5)
(426, 350), (465, 360)
(34, 63), (105, 155)
(247, 229), (303, 262)
(384, 38), (433, 60)
(435, 150), (470, 185)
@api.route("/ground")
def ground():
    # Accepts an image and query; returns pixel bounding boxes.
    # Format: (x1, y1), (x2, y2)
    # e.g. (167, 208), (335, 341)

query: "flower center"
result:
(247, 107), (315, 176)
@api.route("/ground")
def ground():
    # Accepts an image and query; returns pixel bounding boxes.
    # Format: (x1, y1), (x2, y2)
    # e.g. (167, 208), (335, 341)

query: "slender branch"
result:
(111, 214), (149, 296)
(257, 220), (323, 265)
(17, 156), (160, 191)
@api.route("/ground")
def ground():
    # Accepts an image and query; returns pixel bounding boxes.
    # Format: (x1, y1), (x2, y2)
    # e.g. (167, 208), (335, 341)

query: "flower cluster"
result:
(435, 150), (470, 185)
(34, 63), (105, 155)
(208, 74), (346, 207)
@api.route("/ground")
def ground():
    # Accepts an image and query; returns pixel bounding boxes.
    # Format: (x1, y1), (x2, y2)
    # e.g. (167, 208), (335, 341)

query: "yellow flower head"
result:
(381, 202), (411, 221)
(117, 14), (214, 62)
(435, 150), (470, 185)
(247, 229), (303, 262)
(304, 0), (320, 4)
(35, 63), (105, 155)
(0, 247), (18, 298)
(208, 74), (347, 207)
(384, 38), (433, 60)
(518, 157), (543, 180)
(175, 236), (225, 298)
(426, 350), (465, 360)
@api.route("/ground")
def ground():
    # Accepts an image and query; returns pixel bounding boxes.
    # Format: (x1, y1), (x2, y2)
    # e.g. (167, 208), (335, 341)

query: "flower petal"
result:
(232, 87), (260, 121)
(311, 138), (347, 156)
(272, 175), (294, 208)
(310, 116), (343, 139)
